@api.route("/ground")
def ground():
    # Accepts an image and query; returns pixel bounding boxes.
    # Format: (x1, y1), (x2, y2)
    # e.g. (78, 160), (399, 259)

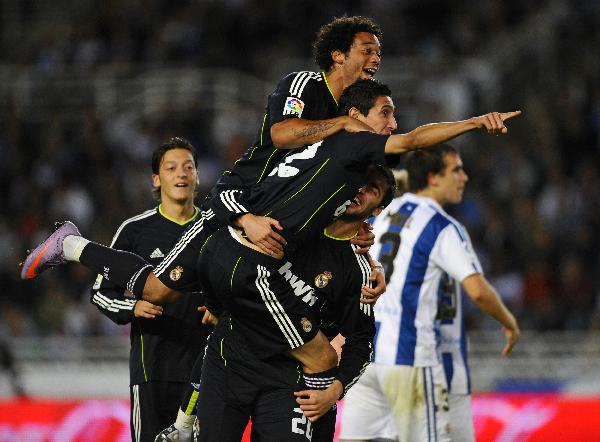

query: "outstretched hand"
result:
(475, 111), (522, 135)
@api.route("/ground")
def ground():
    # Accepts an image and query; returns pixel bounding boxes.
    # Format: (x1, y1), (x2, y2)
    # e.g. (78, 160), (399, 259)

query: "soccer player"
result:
(90, 138), (212, 442)
(21, 81), (519, 440)
(188, 79), (520, 378)
(206, 15), (384, 241)
(194, 164), (396, 442)
(339, 144), (521, 442)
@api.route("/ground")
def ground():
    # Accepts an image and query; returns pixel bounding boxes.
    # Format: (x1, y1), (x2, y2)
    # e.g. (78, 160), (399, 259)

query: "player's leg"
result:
(339, 365), (398, 442)
(21, 217), (212, 302)
(21, 221), (159, 298)
(379, 364), (450, 442)
(131, 382), (184, 442)
(194, 321), (260, 442)
(251, 388), (315, 442)
(448, 393), (474, 442)
(156, 347), (206, 442)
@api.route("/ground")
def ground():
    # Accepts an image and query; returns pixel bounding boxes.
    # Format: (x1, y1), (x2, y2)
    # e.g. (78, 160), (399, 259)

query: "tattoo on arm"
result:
(292, 121), (336, 140)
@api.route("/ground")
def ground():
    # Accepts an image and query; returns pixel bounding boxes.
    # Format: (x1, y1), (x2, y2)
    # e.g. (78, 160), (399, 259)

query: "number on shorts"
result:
(291, 407), (313, 440)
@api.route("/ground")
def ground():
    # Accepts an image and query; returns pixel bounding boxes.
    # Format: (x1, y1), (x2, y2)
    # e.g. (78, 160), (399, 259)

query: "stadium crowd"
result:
(1, 0), (599, 340)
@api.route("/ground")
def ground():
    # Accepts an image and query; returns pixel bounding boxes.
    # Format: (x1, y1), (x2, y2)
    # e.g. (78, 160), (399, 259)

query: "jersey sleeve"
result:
(90, 224), (137, 325)
(210, 187), (253, 226)
(430, 223), (482, 283)
(330, 264), (376, 397)
(268, 71), (327, 126)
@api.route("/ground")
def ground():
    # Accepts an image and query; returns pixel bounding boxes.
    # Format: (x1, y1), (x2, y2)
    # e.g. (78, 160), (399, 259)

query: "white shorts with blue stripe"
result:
(340, 363), (451, 442)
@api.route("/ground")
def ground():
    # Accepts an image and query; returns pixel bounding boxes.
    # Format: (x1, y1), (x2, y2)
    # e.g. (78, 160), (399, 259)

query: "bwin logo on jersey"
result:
(278, 261), (317, 306)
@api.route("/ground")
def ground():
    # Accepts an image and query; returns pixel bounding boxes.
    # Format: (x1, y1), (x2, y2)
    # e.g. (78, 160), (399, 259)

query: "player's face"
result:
(342, 32), (381, 82)
(363, 96), (397, 135)
(436, 153), (469, 204)
(153, 148), (198, 204)
(344, 176), (387, 219)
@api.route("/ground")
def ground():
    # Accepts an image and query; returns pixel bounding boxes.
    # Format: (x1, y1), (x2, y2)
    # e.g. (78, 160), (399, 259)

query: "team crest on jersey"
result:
(169, 266), (184, 281)
(314, 271), (332, 288)
(300, 317), (313, 333)
(283, 97), (305, 116)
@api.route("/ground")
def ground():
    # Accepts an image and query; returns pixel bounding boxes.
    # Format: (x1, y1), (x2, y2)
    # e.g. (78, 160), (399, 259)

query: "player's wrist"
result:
(331, 379), (344, 400)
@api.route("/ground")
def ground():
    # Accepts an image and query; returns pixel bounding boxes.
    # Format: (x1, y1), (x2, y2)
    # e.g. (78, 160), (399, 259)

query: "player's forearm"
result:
(385, 119), (478, 154)
(336, 327), (374, 394)
(271, 117), (347, 148)
(141, 273), (182, 305)
(467, 279), (518, 331)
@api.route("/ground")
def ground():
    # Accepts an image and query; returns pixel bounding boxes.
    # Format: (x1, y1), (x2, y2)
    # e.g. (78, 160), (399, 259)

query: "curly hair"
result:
(313, 16), (382, 72)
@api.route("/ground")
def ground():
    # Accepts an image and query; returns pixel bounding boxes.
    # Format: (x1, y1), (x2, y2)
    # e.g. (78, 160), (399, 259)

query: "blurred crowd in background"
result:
(0, 0), (598, 339)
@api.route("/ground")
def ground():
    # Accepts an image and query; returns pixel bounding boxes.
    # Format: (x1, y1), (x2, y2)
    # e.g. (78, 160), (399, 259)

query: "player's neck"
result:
(416, 189), (444, 206)
(159, 199), (196, 224)
(323, 69), (349, 102)
(324, 219), (361, 240)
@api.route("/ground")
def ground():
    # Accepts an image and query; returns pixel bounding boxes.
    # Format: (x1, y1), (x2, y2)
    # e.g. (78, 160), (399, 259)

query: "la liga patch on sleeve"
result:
(283, 96), (305, 116)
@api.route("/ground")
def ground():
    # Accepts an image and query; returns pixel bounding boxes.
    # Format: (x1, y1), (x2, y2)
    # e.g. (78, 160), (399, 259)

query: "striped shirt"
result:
(370, 193), (482, 368)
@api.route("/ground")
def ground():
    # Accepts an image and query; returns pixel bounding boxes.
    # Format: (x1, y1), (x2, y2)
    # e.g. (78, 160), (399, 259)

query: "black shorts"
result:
(196, 227), (319, 359)
(130, 380), (187, 442)
(196, 320), (314, 442)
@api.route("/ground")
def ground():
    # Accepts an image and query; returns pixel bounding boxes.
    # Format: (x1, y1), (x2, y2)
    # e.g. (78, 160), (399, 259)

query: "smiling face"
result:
(343, 166), (390, 220)
(152, 148), (198, 204)
(340, 32), (381, 83)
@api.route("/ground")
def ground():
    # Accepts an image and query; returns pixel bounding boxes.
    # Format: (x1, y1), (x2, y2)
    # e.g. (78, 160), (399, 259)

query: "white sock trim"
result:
(63, 236), (90, 262)
(175, 408), (195, 430)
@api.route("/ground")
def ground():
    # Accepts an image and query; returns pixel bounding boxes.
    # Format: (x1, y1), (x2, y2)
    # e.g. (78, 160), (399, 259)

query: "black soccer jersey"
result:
(207, 71), (339, 224)
(285, 234), (375, 394)
(203, 230), (375, 393)
(244, 130), (388, 250)
(90, 206), (211, 385)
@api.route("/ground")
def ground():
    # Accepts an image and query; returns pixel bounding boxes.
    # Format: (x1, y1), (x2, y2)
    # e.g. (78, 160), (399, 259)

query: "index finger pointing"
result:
(500, 110), (522, 122)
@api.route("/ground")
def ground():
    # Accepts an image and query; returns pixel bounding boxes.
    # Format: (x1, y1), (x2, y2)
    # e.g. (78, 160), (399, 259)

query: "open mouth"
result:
(350, 196), (361, 207)
(362, 67), (377, 79)
(175, 183), (189, 188)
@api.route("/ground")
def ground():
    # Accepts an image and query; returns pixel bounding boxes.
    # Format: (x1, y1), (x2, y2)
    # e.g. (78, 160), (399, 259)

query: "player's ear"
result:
(152, 174), (161, 189)
(331, 49), (345, 66)
(348, 106), (362, 119)
(427, 171), (439, 188)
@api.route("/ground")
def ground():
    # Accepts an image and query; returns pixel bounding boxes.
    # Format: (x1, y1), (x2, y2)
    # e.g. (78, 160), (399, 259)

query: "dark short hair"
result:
(338, 79), (391, 117)
(405, 144), (458, 192)
(151, 137), (197, 174)
(313, 16), (382, 72)
(368, 163), (396, 208)
(151, 137), (197, 199)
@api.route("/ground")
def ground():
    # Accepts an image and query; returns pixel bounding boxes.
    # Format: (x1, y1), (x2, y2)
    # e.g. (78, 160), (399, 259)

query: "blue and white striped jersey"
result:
(439, 277), (472, 395)
(370, 193), (482, 369)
